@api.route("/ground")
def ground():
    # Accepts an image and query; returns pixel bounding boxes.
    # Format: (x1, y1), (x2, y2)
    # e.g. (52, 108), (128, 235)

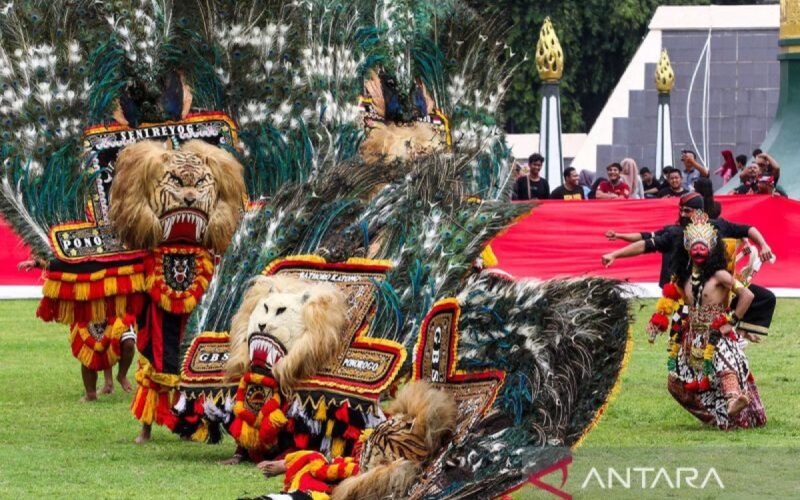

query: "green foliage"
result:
(467, 0), (760, 133)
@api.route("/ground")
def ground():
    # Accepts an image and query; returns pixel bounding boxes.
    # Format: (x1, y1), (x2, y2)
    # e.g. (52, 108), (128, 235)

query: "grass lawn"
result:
(1, 299), (798, 499)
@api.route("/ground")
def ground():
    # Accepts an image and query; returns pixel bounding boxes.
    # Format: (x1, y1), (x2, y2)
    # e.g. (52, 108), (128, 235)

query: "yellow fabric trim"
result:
(314, 399), (327, 421)
(331, 437), (345, 458)
(480, 245), (498, 267)
(345, 257), (393, 268)
(137, 358), (180, 388)
(262, 254), (327, 275)
(325, 419), (335, 438)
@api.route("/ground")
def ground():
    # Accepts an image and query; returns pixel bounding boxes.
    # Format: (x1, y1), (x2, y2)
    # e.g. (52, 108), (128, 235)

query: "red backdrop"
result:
(2, 195), (798, 289)
(490, 195), (799, 288)
(0, 217), (40, 285)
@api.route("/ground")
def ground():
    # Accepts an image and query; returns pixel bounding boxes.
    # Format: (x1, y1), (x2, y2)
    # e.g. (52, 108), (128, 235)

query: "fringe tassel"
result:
(130, 360), (178, 426)
(68, 320), (126, 371)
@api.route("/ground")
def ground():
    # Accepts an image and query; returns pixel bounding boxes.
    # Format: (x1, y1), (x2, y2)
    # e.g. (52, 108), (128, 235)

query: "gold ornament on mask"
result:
(683, 212), (718, 251)
(536, 17), (564, 82)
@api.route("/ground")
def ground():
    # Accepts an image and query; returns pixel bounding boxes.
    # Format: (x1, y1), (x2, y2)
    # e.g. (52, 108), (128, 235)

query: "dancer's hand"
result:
(605, 230), (617, 240)
(17, 259), (37, 271)
(601, 253), (615, 267)
(719, 323), (733, 335)
(759, 244), (774, 263)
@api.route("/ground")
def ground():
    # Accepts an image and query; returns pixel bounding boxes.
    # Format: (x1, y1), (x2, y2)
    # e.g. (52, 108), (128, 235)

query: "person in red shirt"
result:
(595, 162), (631, 199)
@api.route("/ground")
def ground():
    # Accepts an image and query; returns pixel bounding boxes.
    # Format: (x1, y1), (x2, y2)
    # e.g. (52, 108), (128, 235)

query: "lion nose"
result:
(184, 195), (196, 206)
(258, 323), (266, 332)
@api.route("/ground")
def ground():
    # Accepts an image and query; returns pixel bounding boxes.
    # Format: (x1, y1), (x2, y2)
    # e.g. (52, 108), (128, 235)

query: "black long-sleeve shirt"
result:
(640, 219), (752, 286)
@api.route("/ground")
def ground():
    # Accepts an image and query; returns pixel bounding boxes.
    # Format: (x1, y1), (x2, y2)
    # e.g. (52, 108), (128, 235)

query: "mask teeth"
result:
(162, 217), (174, 239)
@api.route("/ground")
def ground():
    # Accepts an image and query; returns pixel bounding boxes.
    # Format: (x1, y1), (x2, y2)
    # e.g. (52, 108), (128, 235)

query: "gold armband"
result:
(732, 279), (745, 293)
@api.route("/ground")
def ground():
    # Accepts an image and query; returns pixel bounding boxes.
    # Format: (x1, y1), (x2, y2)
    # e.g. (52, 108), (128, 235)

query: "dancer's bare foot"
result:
(727, 393), (750, 417)
(257, 460), (287, 478)
(742, 332), (762, 343)
(101, 368), (114, 394)
(117, 374), (133, 392)
(219, 454), (245, 465)
(80, 392), (98, 402)
(134, 425), (151, 444)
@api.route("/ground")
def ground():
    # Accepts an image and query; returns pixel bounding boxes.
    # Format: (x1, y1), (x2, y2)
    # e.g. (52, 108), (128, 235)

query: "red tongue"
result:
(252, 348), (267, 368)
(167, 219), (199, 243)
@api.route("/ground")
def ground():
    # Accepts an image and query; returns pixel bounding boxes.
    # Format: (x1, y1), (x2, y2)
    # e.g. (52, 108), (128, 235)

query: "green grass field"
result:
(0, 299), (798, 499)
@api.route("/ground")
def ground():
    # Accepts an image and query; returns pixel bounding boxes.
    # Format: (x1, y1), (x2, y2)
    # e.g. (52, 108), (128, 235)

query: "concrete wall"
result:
(596, 28), (779, 185)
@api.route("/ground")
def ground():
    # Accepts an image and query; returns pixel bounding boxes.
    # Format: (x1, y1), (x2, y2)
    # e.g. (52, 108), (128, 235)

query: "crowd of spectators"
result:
(511, 147), (786, 201)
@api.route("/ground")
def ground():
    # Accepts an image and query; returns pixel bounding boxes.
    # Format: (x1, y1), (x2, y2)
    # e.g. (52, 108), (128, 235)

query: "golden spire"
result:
(536, 17), (564, 82)
(780, 0), (800, 41)
(655, 49), (675, 93)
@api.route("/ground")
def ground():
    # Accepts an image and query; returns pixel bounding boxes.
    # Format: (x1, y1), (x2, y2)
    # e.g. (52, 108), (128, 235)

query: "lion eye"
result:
(195, 175), (208, 187)
(263, 304), (269, 314)
(276, 307), (286, 316)
(169, 173), (184, 186)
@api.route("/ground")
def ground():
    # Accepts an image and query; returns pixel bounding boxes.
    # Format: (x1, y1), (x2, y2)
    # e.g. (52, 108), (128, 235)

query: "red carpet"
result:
(490, 195), (798, 289)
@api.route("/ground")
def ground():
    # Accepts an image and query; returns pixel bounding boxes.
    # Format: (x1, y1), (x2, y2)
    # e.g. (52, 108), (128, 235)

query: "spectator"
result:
(596, 163), (631, 199)
(735, 154), (748, 172)
(578, 169), (595, 198)
(679, 150), (709, 191)
(734, 164), (759, 195)
(752, 148), (762, 160)
(621, 158), (644, 199)
(658, 166), (676, 190)
(755, 152), (781, 184)
(640, 167), (659, 197)
(550, 167), (586, 200)
(588, 176), (605, 199)
(694, 177), (721, 219)
(510, 162), (523, 200)
(514, 153), (550, 200)
(657, 169), (689, 198)
(756, 175), (778, 196)
(716, 150), (736, 184)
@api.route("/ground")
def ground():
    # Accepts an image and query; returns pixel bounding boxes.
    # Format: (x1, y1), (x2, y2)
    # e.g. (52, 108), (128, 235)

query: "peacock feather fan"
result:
(0, 1), (103, 257)
(409, 275), (630, 498)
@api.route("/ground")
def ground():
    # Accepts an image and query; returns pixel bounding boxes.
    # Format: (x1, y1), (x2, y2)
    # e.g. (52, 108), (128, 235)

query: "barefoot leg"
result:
(135, 424), (152, 444)
(116, 338), (135, 392)
(80, 365), (98, 402)
(101, 368), (114, 394)
(257, 459), (287, 478)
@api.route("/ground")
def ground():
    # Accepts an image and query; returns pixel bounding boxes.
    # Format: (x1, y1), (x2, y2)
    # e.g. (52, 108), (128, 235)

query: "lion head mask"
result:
(226, 275), (348, 393)
(109, 139), (245, 254)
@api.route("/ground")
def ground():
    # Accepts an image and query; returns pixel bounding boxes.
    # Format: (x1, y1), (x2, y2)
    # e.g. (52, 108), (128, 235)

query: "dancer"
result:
(16, 260), (136, 401)
(602, 193), (776, 338)
(663, 213), (766, 429)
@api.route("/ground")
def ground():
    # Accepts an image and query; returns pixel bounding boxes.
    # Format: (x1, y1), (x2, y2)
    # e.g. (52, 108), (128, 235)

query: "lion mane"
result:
(226, 275), (348, 393)
(109, 139), (245, 254)
(331, 381), (457, 500)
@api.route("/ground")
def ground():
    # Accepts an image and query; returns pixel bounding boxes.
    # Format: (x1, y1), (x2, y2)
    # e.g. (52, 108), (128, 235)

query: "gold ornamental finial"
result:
(536, 17), (563, 82)
(780, 0), (800, 41)
(655, 49), (675, 93)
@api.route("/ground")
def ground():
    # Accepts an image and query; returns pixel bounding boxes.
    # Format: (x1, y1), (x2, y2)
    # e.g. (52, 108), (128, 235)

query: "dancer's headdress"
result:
(683, 211), (717, 250)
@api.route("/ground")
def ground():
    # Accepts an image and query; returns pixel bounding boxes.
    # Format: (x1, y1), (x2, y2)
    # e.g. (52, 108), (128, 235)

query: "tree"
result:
(467, 0), (766, 133)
